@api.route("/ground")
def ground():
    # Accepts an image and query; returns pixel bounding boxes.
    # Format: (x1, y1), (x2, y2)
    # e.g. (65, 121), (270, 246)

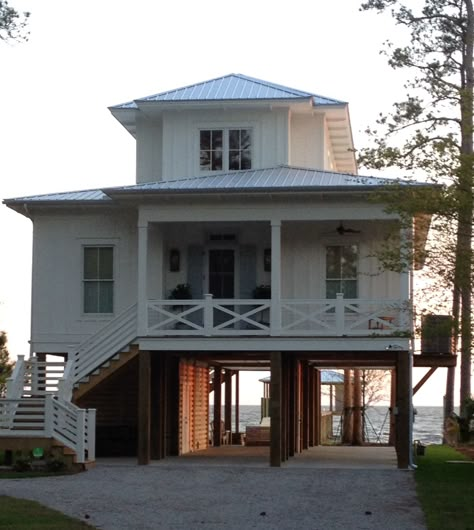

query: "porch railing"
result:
(146, 294), (409, 337)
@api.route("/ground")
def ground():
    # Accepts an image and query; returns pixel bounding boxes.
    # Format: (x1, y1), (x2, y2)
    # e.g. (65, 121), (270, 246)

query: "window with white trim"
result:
(200, 128), (252, 171)
(83, 246), (114, 313)
(326, 245), (358, 299)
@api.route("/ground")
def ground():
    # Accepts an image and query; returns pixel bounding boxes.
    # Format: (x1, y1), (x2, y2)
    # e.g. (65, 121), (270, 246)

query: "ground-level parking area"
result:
(0, 448), (425, 530)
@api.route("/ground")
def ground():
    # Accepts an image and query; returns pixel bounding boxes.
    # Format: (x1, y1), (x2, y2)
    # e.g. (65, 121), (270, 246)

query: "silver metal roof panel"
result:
(112, 74), (346, 109)
(4, 188), (111, 204)
(109, 166), (397, 194)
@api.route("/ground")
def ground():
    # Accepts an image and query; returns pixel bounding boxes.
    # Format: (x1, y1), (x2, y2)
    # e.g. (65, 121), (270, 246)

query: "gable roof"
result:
(111, 73), (346, 110)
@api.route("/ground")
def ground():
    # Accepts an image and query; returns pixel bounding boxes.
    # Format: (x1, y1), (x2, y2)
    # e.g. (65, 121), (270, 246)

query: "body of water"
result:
(218, 405), (445, 445)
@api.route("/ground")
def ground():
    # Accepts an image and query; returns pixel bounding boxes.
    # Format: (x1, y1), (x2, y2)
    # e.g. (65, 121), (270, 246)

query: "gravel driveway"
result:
(1, 460), (426, 529)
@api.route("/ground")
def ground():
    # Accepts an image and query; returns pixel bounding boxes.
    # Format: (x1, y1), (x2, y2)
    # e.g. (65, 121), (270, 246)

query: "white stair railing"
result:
(73, 303), (137, 383)
(45, 395), (96, 464)
(6, 355), (26, 399)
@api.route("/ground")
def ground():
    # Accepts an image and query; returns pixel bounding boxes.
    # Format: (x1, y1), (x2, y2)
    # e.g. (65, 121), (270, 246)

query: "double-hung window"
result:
(200, 128), (252, 171)
(83, 246), (114, 314)
(326, 245), (358, 299)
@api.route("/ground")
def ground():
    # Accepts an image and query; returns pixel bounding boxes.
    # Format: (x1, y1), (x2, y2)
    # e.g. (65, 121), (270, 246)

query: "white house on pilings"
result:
(2, 74), (452, 468)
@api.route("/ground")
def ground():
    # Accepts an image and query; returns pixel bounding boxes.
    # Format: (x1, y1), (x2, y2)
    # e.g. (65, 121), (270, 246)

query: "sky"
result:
(0, 0), (463, 405)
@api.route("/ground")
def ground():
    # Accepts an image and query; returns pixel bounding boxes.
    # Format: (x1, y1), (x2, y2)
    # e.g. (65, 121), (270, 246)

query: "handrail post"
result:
(44, 395), (54, 437)
(29, 356), (38, 395)
(204, 294), (213, 336)
(86, 408), (96, 462)
(76, 408), (86, 463)
(335, 293), (344, 335)
(6, 354), (25, 398)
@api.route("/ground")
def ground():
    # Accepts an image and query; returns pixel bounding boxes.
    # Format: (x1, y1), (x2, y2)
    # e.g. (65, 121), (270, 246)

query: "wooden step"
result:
(73, 345), (139, 400)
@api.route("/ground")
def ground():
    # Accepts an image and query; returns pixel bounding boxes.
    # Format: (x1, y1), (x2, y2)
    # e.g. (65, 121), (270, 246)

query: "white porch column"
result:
(138, 221), (149, 336)
(270, 220), (282, 336)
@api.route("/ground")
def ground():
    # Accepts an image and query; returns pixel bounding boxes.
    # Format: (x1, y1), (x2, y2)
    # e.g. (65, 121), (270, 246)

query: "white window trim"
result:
(195, 121), (258, 173)
(78, 238), (119, 319)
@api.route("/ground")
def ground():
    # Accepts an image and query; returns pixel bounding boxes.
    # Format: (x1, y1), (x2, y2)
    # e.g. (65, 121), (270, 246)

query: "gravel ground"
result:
(1, 462), (426, 529)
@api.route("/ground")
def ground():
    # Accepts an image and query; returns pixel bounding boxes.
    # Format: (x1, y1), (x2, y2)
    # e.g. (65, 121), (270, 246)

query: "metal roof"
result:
(4, 166), (424, 210)
(107, 166), (398, 195)
(111, 73), (346, 109)
(260, 370), (344, 385)
(4, 188), (111, 204)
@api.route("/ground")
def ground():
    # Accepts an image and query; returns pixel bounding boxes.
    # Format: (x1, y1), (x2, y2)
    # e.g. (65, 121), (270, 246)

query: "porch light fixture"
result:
(169, 249), (180, 272)
(264, 248), (271, 272)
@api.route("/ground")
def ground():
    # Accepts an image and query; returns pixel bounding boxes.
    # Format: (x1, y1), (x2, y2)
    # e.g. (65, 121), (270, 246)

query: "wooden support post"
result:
(235, 371), (240, 441)
(342, 369), (353, 444)
(389, 369), (396, 446)
(288, 358), (296, 457)
(413, 367), (438, 396)
(281, 354), (289, 462)
(224, 370), (232, 434)
(151, 355), (166, 460)
(314, 368), (321, 446)
(166, 355), (180, 456)
(138, 351), (151, 465)
(270, 351), (282, 467)
(308, 366), (315, 447)
(396, 351), (410, 469)
(302, 361), (309, 450)
(212, 368), (222, 447)
(352, 369), (363, 445)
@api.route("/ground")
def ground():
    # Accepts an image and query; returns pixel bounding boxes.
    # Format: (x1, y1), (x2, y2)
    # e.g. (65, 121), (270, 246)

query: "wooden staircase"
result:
(73, 345), (139, 400)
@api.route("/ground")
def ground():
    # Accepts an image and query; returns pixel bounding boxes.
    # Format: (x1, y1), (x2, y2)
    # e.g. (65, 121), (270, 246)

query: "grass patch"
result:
(415, 445), (474, 530)
(0, 496), (94, 529)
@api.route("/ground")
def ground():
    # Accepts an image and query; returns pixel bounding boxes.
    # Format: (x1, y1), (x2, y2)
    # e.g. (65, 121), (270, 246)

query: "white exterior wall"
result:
(136, 115), (163, 183)
(30, 210), (138, 353)
(136, 108), (289, 182)
(289, 114), (325, 170)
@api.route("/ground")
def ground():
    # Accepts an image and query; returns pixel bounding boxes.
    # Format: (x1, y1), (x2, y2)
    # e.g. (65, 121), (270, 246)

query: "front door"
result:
(208, 249), (235, 298)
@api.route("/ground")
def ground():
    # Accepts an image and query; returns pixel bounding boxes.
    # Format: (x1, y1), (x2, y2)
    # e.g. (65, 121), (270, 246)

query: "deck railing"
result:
(146, 294), (409, 337)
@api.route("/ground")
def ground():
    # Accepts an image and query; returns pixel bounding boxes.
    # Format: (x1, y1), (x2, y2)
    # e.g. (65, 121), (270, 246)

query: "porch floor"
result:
(96, 445), (398, 469)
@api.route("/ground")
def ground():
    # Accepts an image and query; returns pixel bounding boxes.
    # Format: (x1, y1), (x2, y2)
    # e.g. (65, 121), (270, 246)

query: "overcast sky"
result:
(0, 0), (459, 405)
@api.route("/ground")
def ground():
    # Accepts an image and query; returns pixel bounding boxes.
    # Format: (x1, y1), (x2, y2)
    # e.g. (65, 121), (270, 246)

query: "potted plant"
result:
(169, 283), (192, 300)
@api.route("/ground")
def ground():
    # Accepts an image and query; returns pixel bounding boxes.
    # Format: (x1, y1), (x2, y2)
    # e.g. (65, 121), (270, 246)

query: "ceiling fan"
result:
(335, 222), (361, 235)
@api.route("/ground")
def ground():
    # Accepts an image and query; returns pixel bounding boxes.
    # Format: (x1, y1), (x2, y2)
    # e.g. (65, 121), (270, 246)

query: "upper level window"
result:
(326, 245), (358, 299)
(200, 128), (252, 171)
(83, 246), (114, 314)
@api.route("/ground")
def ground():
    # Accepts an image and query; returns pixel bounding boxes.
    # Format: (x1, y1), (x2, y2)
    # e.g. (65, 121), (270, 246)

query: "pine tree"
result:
(0, 331), (14, 396)
(359, 0), (473, 417)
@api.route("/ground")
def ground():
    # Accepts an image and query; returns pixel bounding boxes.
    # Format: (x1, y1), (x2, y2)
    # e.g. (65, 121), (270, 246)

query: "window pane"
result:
(326, 247), (341, 279)
(241, 129), (251, 149)
(326, 280), (341, 299)
(342, 280), (357, 298)
(341, 245), (358, 278)
(211, 130), (222, 149)
(211, 150), (222, 170)
(200, 151), (210, 170)
(229, 151), (240, 170)
(99, 282), (113, 313)
(99, 247), (113, 279)
(84, 282), (99, 313)
(229, 129), (240, 150)
(241, 150), (252, 169)
(200, 130), (210, 150)
(84, 248), (98, 279)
